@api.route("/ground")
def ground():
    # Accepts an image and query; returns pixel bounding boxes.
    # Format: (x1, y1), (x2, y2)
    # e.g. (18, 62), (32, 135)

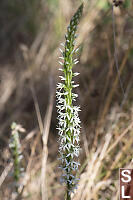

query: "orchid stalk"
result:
(9, 122), (24, 193)
(56, 3), (83, 200)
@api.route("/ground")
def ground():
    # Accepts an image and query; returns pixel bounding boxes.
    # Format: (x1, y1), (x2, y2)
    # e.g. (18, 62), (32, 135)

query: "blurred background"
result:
(0, 0), (133, 199)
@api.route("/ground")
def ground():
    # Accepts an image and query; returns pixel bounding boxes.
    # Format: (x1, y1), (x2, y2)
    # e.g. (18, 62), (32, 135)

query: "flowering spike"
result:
(56, 3), (83, 197)
(9, 122), (25, 193)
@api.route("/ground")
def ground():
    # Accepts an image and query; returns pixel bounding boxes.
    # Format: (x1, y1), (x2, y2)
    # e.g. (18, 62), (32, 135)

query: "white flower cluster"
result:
(9, 123), (23, 162)
(56, 3), (83, 194)
(9, 122), (24, 190)
(56, 79), (81, 192)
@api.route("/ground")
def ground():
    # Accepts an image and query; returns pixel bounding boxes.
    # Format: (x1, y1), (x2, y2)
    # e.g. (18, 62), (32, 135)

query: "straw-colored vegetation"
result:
(0, 0), (133, 199)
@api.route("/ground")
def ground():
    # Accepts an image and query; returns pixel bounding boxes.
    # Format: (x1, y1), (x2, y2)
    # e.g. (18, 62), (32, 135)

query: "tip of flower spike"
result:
(79, 3), (84, 12)
(70, 3), (83, 26)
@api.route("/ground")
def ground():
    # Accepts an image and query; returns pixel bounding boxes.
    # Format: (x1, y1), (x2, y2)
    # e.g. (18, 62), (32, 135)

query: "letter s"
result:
(121, 170), (131, 183)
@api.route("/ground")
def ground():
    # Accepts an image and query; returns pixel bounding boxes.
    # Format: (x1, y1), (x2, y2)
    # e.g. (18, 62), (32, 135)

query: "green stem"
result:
(65, 190), (71, 200)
